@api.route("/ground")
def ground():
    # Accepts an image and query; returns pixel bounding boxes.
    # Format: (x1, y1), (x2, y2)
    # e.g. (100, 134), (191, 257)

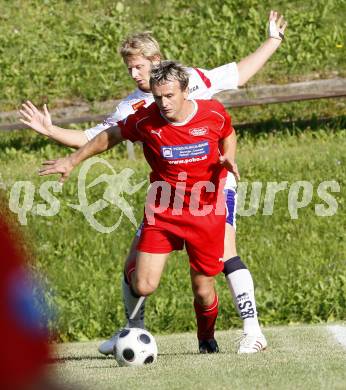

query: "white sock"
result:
(225, 268), (261, 335)
(122, 277), (145, 329)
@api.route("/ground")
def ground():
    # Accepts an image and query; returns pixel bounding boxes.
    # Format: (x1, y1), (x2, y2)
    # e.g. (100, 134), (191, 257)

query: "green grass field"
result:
(1, 1), (346, 387)
(0, 123), (345, 341)
(52, 324), (346, 390)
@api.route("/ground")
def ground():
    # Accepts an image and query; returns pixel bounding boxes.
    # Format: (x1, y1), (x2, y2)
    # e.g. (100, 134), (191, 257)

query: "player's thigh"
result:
(223, 187), (237, 260)
(124, 222), (143, 268)
(185, 212), (225, 277)
(133, 251), (169, 296)
(124, 233), (140, 269)
(223, 223), (237, 260)
(190, 268), (215, 306)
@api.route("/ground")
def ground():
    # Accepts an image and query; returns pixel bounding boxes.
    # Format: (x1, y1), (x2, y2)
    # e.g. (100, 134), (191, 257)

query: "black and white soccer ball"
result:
(113, 328), (158, 367)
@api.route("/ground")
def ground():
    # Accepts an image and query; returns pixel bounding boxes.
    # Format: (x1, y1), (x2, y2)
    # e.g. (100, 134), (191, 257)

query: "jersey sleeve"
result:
(219, 104), (234, 140)
(117, 111), (145, 143)
(84, 106), (123, 141)
(201, 62), (239, 94)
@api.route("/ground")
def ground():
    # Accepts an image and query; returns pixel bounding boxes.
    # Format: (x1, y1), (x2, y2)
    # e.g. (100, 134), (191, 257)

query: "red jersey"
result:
(119, 99), (233, 208)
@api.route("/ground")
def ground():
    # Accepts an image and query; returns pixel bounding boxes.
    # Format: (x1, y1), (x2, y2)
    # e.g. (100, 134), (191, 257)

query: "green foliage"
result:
(0, 0), (345, 340)
(0, 0), (345, 110)
(0, 124), (345, 341)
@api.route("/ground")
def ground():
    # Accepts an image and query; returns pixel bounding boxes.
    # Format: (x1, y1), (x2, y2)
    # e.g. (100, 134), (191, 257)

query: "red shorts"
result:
(137, 208), (225, 276)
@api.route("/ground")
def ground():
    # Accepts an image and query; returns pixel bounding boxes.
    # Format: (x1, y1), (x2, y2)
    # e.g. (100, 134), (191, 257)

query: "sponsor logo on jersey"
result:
(162, 147), (173, 158)
(189, 127), (209, 136)
(132, 100), (146, 111)
(161, 141), (210, 160)
(189, 85), (199, 93)
(151, 129), (163, 139)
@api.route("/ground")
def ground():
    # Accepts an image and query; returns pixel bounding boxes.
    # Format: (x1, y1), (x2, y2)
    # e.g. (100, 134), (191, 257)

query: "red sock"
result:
(194, 294), (218, 341)
(124, 255), (136, 290)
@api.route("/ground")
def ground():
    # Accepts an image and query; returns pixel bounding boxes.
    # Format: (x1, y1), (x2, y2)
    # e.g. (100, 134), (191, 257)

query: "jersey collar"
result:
(161, 100), (198, 126)
(135, 88), (153, 98)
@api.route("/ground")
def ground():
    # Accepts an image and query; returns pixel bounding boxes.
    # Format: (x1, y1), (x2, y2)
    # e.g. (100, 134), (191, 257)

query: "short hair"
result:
(150, 61), (189, 91)
(119, 32), (162, 61)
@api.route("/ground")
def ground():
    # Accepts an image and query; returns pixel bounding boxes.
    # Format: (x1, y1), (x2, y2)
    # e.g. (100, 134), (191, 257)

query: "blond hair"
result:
(119, 32), (162, 61)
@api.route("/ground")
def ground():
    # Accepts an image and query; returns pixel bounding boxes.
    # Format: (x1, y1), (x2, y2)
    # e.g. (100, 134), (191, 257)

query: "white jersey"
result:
(84, 62), (239, 189)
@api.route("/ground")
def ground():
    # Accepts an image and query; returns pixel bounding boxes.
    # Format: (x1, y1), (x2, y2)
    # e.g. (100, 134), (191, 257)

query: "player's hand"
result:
(268, 10), (287, 41)
(219, 156), (240, 181)
(39, 156), (75, 184)
(19, 101), (52, 135)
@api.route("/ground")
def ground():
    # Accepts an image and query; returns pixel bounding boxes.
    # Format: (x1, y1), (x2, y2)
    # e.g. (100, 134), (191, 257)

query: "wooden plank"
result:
(1, 78), (345, 132)
(216, 78), (346, 107)
(234, 115), (345, 131)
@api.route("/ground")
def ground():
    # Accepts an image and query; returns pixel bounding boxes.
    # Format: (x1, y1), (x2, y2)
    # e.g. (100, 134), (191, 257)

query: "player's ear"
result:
(183, 86), (189, 100)
(151, 55), (161, 66)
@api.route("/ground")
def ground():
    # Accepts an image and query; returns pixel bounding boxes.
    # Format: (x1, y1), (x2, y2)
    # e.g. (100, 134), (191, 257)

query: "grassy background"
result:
(0, 0), (345, 110)
(0, 122), (345, 341)
(0, 0), (345, 342)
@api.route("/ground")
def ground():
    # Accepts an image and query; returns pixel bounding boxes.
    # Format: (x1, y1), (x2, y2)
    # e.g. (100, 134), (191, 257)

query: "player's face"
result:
(152, 80), (189, 122)
(125, 55), (158, 92)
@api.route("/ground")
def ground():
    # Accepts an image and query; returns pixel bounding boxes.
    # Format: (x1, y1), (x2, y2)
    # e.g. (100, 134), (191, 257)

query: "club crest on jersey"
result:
(132, 100), (146, 111)
(189, 127), (209, 136)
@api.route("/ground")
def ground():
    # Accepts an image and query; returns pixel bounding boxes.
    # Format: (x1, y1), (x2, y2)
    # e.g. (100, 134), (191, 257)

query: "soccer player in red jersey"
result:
(21, 11), (287, 353)
(38, 61), (242, 353)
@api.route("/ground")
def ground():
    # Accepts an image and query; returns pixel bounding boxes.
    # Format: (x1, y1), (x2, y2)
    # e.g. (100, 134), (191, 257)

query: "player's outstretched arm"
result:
(236, 10), (287, 86)
(19, 101), (88, 148)
(38, 126), (125, 184)
(219, 130), (240, 180)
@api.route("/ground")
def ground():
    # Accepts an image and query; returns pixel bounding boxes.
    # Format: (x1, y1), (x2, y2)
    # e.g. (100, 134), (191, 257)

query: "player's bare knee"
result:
(134, 278), (158, 296)
(193, 285), (214, 306)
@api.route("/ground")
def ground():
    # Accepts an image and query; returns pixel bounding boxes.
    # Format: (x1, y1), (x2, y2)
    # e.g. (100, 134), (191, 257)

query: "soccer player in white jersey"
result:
(20, 10), (287, 354)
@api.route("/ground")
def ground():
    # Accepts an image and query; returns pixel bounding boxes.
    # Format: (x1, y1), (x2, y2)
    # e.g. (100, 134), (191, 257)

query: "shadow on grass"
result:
(1, 115), (344, 154)
(0, 131), (54, 152)
(158, 351), (228, 356)
(51, 350), (224, 364)
(52, 356), (110, 363)
(0, 129), (129, 155)
(236, 115), (346, 136)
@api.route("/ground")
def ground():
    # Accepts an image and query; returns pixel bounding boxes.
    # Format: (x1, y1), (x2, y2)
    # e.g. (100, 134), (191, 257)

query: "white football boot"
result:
(99, 279), (146, 355)
(98, 324), (146, 356)
(98, 330), (123, 356)
(237, 332), (267, 354)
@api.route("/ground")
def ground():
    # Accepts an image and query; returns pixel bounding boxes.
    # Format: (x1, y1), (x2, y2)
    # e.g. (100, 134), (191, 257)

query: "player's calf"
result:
(122, 275), (146, 329)
(223, 256), (261, 335)
(98, 276), (146, 356)
(194, 294), (219, 354)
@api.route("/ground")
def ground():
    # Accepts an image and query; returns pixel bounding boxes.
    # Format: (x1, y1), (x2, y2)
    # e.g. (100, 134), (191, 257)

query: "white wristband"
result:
(269, 20), (284, 40)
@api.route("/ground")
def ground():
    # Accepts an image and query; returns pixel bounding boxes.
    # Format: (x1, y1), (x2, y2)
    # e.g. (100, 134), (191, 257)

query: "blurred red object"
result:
(0, 210), (51, 389)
